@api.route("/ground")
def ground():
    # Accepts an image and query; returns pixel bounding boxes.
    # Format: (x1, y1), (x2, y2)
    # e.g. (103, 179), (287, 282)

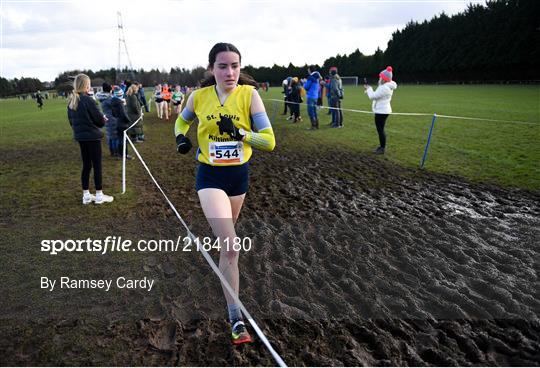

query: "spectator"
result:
(325, 76), (332, 115)
(364, 66), (397, 154)
(97, 83), (119, 156)
(136, 82), (149, 113)
(111, 87), (132, 159)
(67, 74), (113, 204)
(289, 77), (303, 123)
(329, 66), (344, 128)
(282, 76), (292, 116)
(317, 79), (324, 110)
(303, 65), (321, 130)
(126, 84), (143, 142)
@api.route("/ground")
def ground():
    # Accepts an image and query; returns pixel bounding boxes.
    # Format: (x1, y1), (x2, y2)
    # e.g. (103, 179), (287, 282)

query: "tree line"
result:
(0, 77), (44, 97)
(384, 0), (538, 82)
(1, 0), (537, 97)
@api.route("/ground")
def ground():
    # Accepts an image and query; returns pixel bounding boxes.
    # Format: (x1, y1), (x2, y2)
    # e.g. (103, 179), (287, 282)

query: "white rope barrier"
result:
(122, 136), (287, 368)
(434, 113), (537, 125)
(122, 115), (142, 194)
(126, 115), (143, 132)
(265, 98), (539, 125)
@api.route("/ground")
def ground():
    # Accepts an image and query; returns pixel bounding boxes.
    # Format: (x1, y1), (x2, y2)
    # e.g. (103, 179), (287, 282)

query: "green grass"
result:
(0, 97), (73, 146)
(1, 85), (539, 195)
(261, 84), (540, 190)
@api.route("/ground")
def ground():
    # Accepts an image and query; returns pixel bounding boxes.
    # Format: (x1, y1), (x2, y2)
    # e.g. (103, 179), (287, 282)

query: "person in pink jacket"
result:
(364, 66), (398, 154)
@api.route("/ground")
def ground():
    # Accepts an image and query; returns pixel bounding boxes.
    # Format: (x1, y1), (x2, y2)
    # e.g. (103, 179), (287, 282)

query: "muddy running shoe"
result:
(231, 320), (252, 345)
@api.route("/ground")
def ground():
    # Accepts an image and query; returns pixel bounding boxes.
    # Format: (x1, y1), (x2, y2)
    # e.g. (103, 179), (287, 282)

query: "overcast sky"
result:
(1, 0), (484, 81)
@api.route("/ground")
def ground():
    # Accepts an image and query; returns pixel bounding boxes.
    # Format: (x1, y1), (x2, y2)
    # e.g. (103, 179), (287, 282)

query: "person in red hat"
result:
(364, 66), (397, 154)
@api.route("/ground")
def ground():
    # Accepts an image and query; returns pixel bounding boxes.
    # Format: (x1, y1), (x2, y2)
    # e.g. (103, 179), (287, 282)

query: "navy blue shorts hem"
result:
(195, 162), (249, 197)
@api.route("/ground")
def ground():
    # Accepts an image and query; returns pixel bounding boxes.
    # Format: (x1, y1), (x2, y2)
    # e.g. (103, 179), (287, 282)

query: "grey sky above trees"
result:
(1, 0), (482, 81)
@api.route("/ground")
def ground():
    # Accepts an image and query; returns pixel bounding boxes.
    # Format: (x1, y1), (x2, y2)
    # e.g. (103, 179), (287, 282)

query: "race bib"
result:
(209, 141), (244, 164)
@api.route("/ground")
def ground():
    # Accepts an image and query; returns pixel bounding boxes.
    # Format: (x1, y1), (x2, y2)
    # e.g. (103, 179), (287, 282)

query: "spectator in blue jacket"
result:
(303, 66), (321, 130)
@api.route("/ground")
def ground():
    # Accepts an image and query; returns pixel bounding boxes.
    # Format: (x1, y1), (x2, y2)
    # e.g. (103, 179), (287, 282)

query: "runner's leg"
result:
(198, 188), (240, 306)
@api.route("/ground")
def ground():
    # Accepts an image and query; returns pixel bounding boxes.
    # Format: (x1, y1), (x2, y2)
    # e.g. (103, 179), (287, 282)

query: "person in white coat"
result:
(364, 66), (397, 154)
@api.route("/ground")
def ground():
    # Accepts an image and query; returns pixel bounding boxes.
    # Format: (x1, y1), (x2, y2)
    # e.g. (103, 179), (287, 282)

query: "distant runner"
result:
(36, 91), (44, 110)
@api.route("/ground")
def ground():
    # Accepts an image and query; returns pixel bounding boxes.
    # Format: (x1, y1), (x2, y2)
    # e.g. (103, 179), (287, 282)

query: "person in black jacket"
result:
(110, 87), (133, 159)
(36, 91), (44, 110)
(67, 74), (113, 205)
(289, 77), (303, 123)
(96, 83), (118, 157)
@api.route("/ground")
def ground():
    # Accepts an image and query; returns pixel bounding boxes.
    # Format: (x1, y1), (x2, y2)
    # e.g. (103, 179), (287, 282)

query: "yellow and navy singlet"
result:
(193, 85), (254, 166)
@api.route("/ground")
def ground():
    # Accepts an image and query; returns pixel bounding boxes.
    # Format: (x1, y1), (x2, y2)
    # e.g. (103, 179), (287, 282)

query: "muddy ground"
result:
(1, 141), (539, 366)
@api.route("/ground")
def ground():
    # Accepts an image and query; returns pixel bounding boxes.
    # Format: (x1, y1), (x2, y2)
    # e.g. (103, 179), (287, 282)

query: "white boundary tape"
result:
(266, 98), (539, 125)
(122, 134), (287, 368)
(122, 115), (142, 194)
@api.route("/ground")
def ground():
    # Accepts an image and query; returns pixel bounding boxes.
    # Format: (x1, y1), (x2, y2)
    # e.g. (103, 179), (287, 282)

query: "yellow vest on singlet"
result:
(193, 84), (253, 166)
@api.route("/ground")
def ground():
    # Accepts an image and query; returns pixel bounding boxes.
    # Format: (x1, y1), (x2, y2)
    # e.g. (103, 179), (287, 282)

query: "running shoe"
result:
(231, 320), (252, 345)
(95, 193), (114, 204)
(82, 193), (95, 205)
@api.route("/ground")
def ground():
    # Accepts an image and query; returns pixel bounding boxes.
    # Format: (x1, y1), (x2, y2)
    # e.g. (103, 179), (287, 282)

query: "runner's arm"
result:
(174, 92), (196, 136)
(245, 89), (275, 151)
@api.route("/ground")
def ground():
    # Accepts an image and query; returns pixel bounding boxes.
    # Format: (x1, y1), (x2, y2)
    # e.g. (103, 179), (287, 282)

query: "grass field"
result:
(0, 84), (538, 365)
(3, 84), (537, 191)
(264, 84), (540, 190)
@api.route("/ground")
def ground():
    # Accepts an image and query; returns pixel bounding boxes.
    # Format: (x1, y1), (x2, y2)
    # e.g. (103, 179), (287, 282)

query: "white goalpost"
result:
(341, 76), (359, 86)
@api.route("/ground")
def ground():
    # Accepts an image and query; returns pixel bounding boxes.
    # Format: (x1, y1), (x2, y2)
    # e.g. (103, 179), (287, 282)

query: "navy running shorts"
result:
(195, 162), (249, 196)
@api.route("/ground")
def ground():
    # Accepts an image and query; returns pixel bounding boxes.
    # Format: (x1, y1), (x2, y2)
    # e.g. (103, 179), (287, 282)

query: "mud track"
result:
(3, 147), (539, 366)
